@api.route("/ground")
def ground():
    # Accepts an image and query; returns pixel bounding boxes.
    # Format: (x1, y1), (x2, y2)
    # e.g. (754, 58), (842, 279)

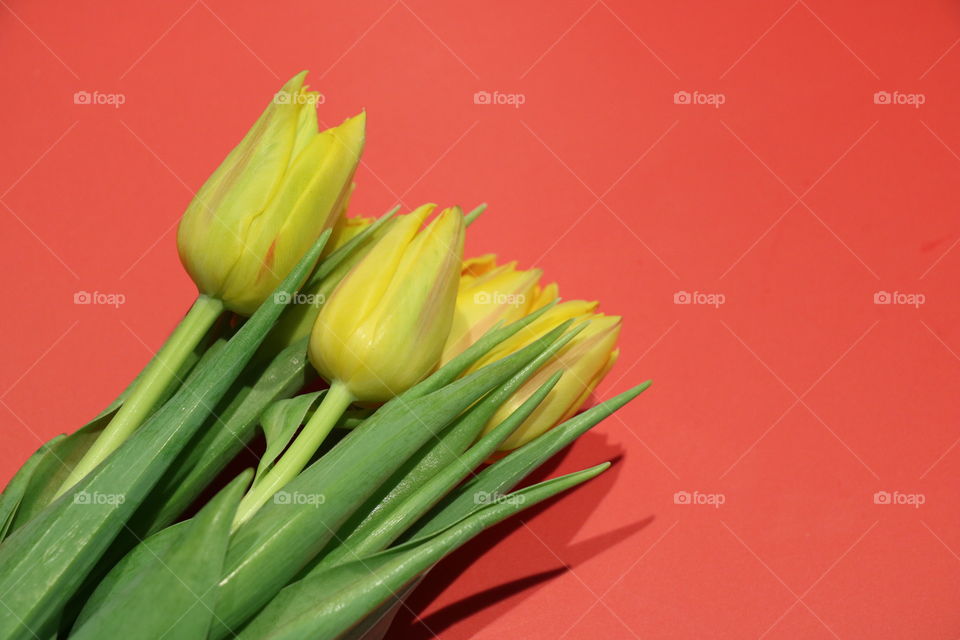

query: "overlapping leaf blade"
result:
(235, 463), (610, 640)
(314, 370), (564, 570)
(0, 232), (329, 640)
(69, 471), (251, 640)
(0, 331), (217, 538)
(407, 380), (652, 540)
(209, 323), (569, 638)
(315, 321), (576, 564)
(134, 336), (312, 538)
(254, 391), (325, 487)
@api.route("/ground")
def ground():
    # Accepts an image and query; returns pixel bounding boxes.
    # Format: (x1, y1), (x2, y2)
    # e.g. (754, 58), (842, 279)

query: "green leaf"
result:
(260, 206), (399, 358)
(407, 380), (652, 540)
(133, 336), (312, 538)
(332, 579), (420, 640)
(70, 471), (250, 640)
(400, 301), (557, 403)
(333, 407), (373, 430)
(313, 370), (564, 570)
(0, 231), (329, 640)
(463, 202), (487, 226)
(234, 463), (610, 640)
(0, 435), (59, 540)
(56, 337), (312, 637)
(4, 429), (100, 539)
(2, 329), (220, 538)
(208, 324), (569, 638)
(254, 391), (325, 488)
(312, 323), (582, 570)
(307, 206), (399, 288)
(70, 521), (185, 632)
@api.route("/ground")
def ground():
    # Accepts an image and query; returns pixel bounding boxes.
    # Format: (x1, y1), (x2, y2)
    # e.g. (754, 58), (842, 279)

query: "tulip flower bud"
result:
(475, 301), (621, 450)
(177, 71), (365, 315)
(309, 204), (466, 402)
(442, 255), (557, 362)
(257, 213), (396, 357)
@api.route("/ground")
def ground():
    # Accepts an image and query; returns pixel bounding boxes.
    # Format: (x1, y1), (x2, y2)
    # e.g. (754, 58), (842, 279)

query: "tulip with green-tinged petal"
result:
(56, 71), (364, 498)
(470, 300), (621, 450)
(233, 204), (466, 527)
(178, 72), (364, 315)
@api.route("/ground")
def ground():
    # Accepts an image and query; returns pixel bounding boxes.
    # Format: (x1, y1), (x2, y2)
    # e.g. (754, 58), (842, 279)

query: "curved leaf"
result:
(70, 471), (250, 640)
(209, 324), (568, 639)
(407, 380), (652, 540)
(255, 391), (325, 488)
(235, 463), (610, 640)
(0, 232), (329, 640)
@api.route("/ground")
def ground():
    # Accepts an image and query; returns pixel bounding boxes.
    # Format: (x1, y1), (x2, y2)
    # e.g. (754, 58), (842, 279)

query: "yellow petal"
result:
(485, 313), (621, 450)
(309, 204), (465, 401)
(177, 71), (308, 301)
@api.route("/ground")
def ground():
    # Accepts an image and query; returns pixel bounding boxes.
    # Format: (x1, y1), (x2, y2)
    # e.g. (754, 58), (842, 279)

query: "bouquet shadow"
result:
(391, 430), (654, 639)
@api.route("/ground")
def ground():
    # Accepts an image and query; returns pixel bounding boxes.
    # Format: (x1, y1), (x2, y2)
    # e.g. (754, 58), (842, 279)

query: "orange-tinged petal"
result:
(177, 73), (365, 315)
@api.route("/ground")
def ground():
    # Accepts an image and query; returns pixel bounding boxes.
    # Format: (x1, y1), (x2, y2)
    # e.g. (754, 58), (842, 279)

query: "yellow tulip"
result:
(442, 255), (557, 362)
(235, 205), (464, 525)
(257, 213), (395, 357)
(327, 214), (375, 254)
(309, 204), (465, 402)
(58, 72), (362, 496)
(475, 301), (621, 450)
(177, 71), (365, 315)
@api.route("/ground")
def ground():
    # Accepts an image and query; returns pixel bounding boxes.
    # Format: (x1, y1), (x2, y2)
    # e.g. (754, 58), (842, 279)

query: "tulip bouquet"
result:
(0, 72), (649, 640)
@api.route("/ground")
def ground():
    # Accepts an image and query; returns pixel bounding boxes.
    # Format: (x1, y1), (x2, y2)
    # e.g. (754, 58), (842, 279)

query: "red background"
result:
(2, 1), (960, 638)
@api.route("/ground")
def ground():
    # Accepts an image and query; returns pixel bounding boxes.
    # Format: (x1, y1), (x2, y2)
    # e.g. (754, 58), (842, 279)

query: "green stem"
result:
(232, 379), (354, 529)
(54, 294), (225, 498)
